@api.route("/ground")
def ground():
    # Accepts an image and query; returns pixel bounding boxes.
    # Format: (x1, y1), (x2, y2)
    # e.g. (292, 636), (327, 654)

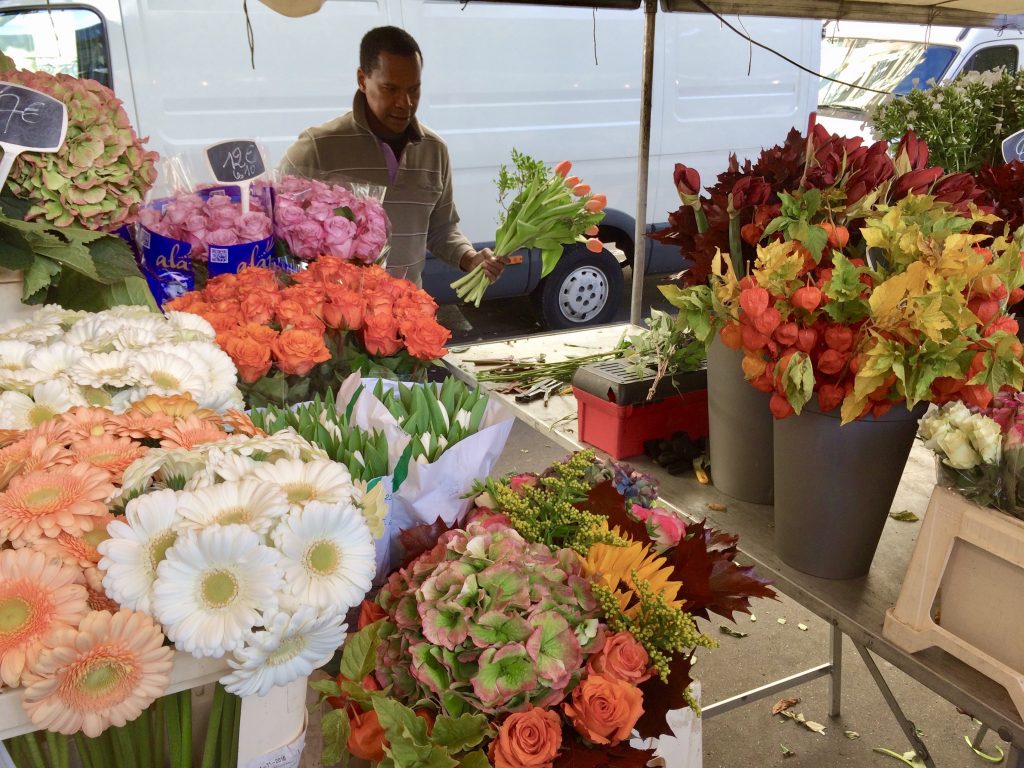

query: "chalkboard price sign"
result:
(206, 140), (266, 183)
(0, 82), (67, 152)
(1002, 129), (1024, 164)
(0, 81), (68, 191)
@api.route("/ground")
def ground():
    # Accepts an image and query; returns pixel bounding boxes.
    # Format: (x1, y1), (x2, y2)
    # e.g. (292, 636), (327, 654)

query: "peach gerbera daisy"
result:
(106, 411), (174, 441)
(58, 407), (116, 442)
(0, 429), (20, 448)
(80, 567), (120, 613)
(0, 463), (115, 543)
(21, 609), (174, 737)
(70, 435), (148, 485)
(222, 409), (265, 438)
(130, 394), (216, 423)
(158, 416), (228, 451)
(30, 513), (114, 568)
(0, 436), (75, 490)
(0, 549), (88, 687)
(21, 417), (73, 446)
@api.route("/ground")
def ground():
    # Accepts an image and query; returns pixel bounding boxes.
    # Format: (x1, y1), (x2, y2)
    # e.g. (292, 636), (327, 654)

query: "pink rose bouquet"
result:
(274, 174), (389, 263)
(138, 189), (273, 260)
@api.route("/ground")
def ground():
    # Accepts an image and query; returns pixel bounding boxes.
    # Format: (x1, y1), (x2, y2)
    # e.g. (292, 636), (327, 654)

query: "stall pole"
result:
(629, 0), (657, 326)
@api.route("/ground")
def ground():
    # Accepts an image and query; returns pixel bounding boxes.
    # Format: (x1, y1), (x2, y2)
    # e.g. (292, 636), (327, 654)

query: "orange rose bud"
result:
(584, 224), (600, 237)
(221, 332), (273, 384)
(490, 707), (562, 768)
(563, 674), (643, 746)
(563, 175), (581, 188)
(572, 183), (591, 197)
(271, 328), (332, 376)
(585, 238), (603, 254)
(554, 160), (572, 178)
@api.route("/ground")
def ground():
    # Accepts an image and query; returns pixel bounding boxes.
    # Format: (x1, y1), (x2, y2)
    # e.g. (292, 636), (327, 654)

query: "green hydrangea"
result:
(2, 69), (158, 230)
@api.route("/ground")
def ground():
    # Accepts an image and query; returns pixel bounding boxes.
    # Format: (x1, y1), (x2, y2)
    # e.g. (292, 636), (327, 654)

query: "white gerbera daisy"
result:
(221, 607), (347, 697)
(153, 525), (283, 658)
(112, 323), (174, 351)
(272, 500), (375, 611)
(97, 488), (185, 614)
(186, 446), (260, 488)
(63, 316), (118, 353)
(176, 480), (288, 535)
(30, 342), (86, 378)
(164, 311), (216, 343)
(68, 351), (136, 389)
(0, 317), (65, 344)
(0, 367), (48, 393)
(109, 387), (150, 414)
(130, 351), (205, 397)
(251, 459), (356, 513)
(103, 305), (159, 321)
(174, 343), (238, 405)
(0, 379), (84, 429)
(0, 341), (36, 371)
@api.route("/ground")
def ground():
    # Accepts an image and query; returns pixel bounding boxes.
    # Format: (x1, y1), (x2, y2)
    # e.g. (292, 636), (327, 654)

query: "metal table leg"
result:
(829, 623), (842, 718)
(853, 641), (937, 768)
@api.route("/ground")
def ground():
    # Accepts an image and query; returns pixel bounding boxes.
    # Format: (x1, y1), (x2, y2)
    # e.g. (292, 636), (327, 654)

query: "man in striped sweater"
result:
(280, 26), (505, 288)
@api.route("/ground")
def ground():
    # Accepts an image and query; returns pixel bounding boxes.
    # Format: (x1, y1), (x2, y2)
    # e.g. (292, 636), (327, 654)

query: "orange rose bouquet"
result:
(165, 255), (452, 407)
(313, 451), (775, 767)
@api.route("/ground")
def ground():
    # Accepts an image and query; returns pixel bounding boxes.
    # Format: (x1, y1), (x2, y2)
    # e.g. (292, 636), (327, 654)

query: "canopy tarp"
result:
(664, 1), (1024, 27)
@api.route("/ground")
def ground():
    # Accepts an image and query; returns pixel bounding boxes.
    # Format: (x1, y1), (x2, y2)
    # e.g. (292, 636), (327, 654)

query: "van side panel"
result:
(117, 0), (389, 165)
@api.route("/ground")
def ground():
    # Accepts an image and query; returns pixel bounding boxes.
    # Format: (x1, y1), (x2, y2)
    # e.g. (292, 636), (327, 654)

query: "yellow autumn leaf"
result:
(861, 226), (889, 250)
(869, 272), (910, 318)
(840, 393), (867, 425)
(913, 295), (953, 342)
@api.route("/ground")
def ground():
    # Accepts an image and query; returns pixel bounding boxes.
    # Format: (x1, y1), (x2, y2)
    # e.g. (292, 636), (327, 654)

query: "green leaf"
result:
(333, 206), (355, 221)
(21, 255), (61, 302)
(34, 240), (101, 280)
(719, 625), (749, 639)
(309, 679), (342, 699)
(101, 277), (159, 311)
(458, 751), (492, 768)
(340, 620), (389, 683)
(320, 707), (351, 767)
(374, 697), (430, 758)
(0, 223), (34, 270)
(889, 510), (919, 522)
(778, 353), (815, 414)
(431, 714), (492, 753)
(85, 235), (142, 283)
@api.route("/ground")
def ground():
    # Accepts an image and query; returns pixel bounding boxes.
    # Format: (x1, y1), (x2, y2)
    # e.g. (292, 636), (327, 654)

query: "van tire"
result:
(531, 246), (624, 329)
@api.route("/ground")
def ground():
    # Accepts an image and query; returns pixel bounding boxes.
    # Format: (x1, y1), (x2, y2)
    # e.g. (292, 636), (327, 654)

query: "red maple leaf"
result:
(670, 519), (777, 622)
(397, 517), (456, 568)
(553, 737), (654, 768)
(634, 650), (696, 739)
(581, 479), (648, 542)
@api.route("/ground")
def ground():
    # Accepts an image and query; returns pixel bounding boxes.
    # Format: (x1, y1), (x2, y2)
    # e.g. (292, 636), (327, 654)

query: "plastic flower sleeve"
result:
(272, 163), (391, 267)
(135, 153), (276, 305)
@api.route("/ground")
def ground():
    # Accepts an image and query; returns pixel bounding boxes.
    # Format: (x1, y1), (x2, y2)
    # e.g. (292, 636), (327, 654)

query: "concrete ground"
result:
(443, 269), (1011, 767)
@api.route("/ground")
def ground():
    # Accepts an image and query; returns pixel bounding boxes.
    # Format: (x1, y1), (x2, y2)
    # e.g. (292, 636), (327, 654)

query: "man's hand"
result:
(461, 248), (505, 282)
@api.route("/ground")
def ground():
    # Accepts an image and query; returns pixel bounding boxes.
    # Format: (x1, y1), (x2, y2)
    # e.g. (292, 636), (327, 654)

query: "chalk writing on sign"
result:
(1002, 129), (1024, 164)
(0, 82), (67, 151)
(206, 140), (266, 183)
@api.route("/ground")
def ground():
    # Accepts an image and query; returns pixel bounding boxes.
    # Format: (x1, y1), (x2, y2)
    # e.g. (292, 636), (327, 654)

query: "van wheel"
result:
(531, 246), (624, 329)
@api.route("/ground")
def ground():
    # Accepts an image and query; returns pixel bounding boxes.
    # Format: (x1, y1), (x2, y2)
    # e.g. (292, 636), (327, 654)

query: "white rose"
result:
(945, 401), (973, 429)
(964, 414), (1003, 465)
(936, 428), (983, 470)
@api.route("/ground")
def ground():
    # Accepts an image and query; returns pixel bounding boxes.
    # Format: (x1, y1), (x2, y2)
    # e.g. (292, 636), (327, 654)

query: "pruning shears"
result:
(514, 378), (562, 404)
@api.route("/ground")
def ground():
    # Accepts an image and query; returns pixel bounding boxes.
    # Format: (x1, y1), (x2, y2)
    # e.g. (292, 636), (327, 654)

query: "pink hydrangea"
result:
(274, 175), (389, 263)
(139, 190), (272, 259)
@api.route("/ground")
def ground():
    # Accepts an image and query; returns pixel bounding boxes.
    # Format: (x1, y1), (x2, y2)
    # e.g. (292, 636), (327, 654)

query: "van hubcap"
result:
(558, 266), (609, 323)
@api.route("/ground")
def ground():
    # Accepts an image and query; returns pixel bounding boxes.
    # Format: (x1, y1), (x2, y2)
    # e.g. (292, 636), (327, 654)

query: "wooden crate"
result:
(883, 485), (1024, 719)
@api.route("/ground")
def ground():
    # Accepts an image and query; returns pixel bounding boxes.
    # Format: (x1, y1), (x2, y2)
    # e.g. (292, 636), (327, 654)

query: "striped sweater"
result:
(279, 92), (473, 286)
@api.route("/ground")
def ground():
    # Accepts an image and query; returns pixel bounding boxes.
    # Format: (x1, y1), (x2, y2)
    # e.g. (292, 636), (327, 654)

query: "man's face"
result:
(358, 51), (422, 139)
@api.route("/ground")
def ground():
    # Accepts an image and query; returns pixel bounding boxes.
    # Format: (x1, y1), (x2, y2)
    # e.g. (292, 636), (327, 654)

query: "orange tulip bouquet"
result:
(314, 451), (775, 767)
(165, 256), (452, 407)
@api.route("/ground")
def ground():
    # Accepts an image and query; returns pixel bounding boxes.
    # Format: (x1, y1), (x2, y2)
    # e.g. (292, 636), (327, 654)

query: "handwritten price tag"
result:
(1002, 129), (1024, 164)
(0, 81), (68, 191)
(206, 139), (266, 183)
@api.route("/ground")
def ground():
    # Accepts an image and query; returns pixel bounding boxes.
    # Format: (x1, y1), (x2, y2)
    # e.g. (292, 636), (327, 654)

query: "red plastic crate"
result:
(573, 386), (709, 459)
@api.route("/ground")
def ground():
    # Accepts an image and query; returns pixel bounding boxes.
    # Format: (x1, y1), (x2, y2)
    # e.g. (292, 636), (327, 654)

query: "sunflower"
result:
(21, 609), (174, 737)
(582, 541), (685, 614)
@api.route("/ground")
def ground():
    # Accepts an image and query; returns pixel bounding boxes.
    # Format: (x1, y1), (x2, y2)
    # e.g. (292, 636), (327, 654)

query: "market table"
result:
(445, 323), (1024, 768)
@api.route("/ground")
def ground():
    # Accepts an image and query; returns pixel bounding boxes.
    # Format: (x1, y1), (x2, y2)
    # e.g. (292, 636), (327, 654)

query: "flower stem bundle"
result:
(451, 150), (607, 307)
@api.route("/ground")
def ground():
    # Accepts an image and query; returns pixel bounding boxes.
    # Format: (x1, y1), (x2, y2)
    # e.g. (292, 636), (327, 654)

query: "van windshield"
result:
(819, 37), (957, 115)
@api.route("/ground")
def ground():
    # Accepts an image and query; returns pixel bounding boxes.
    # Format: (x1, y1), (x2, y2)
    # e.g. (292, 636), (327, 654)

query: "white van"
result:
(0, 0), (820, 326)
(818, 19), (1024, 140)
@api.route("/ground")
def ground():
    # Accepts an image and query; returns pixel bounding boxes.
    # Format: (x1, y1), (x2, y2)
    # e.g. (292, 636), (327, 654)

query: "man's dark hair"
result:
(360, 26), (422, 73)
